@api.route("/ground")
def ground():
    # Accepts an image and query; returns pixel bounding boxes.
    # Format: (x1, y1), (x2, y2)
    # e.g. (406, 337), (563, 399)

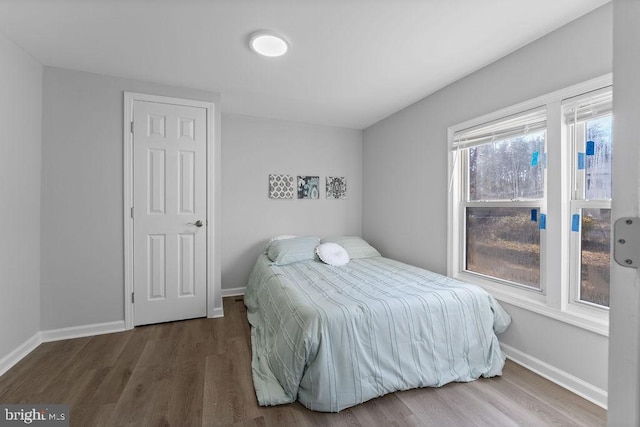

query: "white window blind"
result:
(562, 86), (612, 124)
(452, 106), (547, 150)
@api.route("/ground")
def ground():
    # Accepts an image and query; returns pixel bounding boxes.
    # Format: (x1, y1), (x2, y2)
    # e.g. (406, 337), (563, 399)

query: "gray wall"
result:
(0, 35), (42, 361)
(221, 113), (363, 290)
(40, 67), (362, 328)
(363, 4), (612, 395)
(41, 67), (220, 330)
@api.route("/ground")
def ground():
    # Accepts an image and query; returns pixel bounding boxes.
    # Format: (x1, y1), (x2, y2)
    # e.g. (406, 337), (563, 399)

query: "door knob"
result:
(188, 220), (204, 227)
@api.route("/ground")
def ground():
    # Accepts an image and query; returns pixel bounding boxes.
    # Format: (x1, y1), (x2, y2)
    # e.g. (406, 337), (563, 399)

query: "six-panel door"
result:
(133, 100), (207, 325)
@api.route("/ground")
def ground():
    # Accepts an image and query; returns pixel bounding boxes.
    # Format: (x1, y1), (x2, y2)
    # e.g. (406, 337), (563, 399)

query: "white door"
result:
(132, 100), (207, 325)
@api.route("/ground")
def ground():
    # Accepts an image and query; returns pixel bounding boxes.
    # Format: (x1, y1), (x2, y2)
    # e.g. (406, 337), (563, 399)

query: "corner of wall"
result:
(0, 31), (43, 364)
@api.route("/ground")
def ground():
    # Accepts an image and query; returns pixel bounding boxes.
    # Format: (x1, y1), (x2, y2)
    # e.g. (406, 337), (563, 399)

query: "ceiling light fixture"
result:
(249, 31), (289, 57)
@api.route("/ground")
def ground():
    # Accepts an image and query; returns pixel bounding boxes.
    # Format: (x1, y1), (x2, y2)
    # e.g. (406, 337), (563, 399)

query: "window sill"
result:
(455, 272), (609, 337)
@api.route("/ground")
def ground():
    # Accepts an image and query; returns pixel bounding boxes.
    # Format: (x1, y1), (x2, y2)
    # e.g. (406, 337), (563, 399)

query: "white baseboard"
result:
(208, 288), (244, 318)
(501, 343), (608, 409)
(0, 321), (126, 378)
(0, 332), (42, 377)
(221, 287), (246, 297)
(209, 307), (225, 318)
(40, 320), (125, 343)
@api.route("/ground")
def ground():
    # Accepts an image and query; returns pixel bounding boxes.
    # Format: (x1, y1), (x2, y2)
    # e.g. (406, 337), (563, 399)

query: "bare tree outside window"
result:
(469, 131), (545, 201)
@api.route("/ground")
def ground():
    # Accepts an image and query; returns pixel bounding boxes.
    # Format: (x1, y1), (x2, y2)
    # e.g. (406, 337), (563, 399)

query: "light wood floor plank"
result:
(0, 297), (606, 426)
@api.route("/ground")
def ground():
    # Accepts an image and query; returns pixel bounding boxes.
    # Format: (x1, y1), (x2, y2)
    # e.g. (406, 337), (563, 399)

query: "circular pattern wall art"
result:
(326, 176), (347, 199)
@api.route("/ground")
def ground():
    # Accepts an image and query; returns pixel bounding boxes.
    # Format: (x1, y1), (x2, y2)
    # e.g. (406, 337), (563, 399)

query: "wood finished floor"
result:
(0, 297), (606, 426)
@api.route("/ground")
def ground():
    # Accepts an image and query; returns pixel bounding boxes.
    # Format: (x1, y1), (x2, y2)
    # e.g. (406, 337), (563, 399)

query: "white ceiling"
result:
(0, 0), (610, 129)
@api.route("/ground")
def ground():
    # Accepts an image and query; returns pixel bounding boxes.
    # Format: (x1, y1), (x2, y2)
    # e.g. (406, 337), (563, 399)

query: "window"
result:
(466, 206), (541, 288)
(448, 76), (612, 331)
(564, 87), (613, 308)
(454, 108), (546, 290)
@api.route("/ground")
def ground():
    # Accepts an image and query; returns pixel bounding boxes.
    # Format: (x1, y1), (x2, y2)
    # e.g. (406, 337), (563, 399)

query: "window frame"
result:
(566, 103), (613, 311)
(460, 130), (546, 291)
(448, 74), (611, 336)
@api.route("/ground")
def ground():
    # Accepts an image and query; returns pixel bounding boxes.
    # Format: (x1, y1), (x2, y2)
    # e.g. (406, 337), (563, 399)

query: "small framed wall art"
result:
(269, 174), (294, 199)
(326, 176), (347, 199)
(297, 176), (319, 199)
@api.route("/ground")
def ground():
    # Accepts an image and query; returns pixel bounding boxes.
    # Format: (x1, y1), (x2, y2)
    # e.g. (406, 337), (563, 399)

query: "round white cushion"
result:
(316, 242), (350, 266)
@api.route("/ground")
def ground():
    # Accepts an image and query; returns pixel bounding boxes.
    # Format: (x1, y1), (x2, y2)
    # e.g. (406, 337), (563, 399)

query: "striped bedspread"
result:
(244, 254), (511, 412)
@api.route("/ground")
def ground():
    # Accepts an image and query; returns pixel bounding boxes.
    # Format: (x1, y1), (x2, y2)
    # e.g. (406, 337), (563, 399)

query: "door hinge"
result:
(130, 121), (134, 134)
(614, 217), (640, 268)
(130, 207), (134, 218)
(131, 292), (135, 303)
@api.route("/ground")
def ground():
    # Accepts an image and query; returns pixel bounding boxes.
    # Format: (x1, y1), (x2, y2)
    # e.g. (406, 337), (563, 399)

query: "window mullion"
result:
(544, 100), (563, 309)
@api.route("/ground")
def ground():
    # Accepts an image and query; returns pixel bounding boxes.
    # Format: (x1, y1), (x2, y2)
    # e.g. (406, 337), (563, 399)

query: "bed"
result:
(244, 236), (511, 412)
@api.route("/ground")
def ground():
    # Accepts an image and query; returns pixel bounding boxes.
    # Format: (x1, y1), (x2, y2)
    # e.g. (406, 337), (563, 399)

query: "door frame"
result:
(123, 92), (220, 329)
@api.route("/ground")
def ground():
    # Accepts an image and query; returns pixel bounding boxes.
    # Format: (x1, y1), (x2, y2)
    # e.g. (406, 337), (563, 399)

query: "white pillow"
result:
(316, 242), (350, 267)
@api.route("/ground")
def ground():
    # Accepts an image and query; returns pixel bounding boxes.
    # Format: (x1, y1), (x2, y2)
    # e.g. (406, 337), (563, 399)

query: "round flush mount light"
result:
(249, 31), (289, 57)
